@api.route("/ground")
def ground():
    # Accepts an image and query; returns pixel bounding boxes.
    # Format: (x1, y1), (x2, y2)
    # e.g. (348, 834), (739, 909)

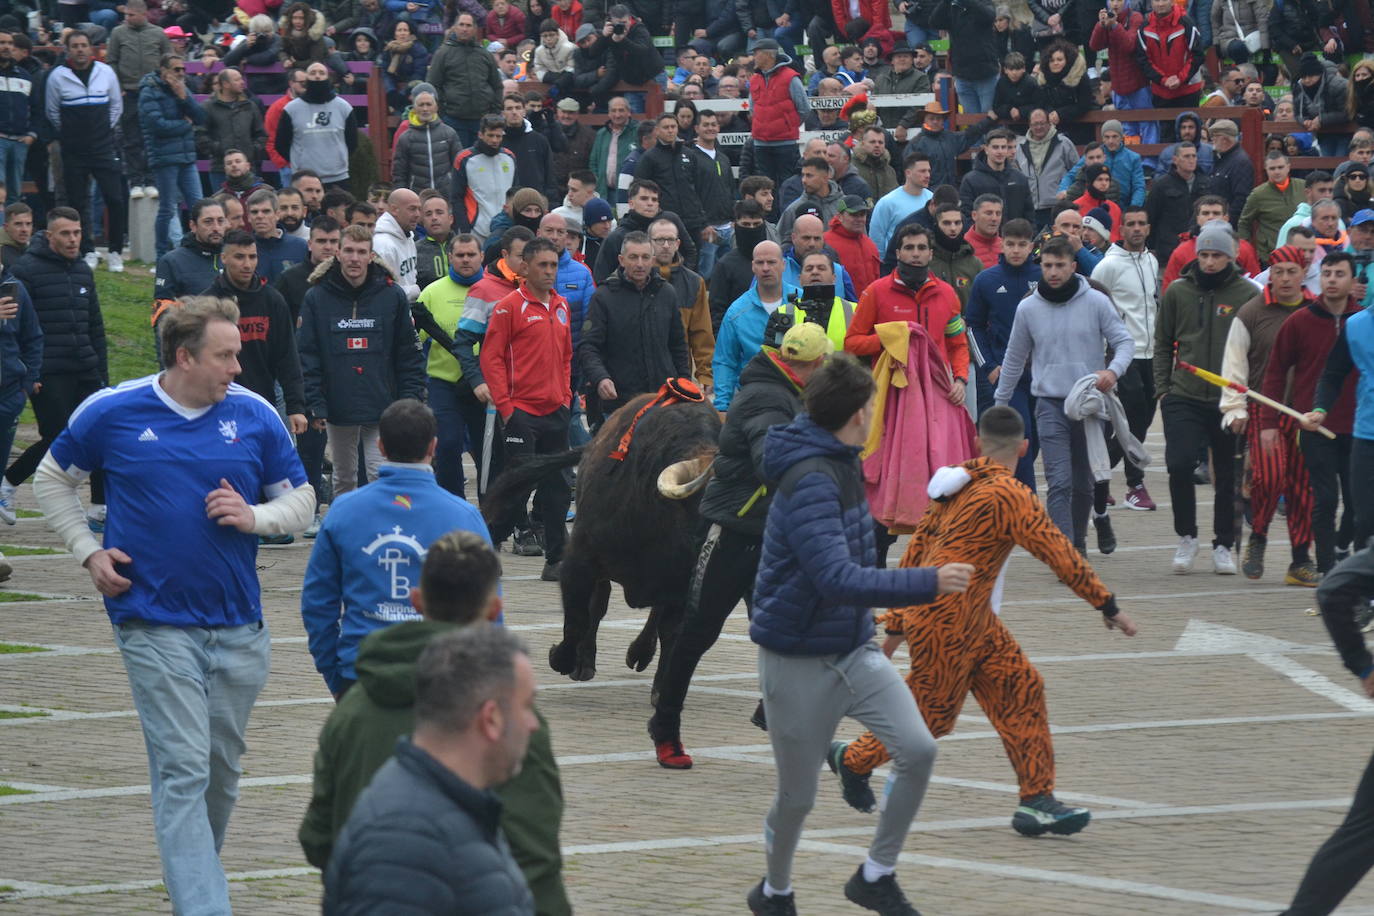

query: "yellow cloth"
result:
(860, 321), (910, 460)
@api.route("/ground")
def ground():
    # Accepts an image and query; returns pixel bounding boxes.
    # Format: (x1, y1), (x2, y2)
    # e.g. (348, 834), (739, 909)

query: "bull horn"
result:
(657, 456), (715, 499)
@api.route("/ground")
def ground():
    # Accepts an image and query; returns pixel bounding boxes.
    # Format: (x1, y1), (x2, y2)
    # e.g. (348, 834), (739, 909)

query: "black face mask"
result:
(1196, 262), (1234, 289)
(935, 230), (964, 252)
(896, 263), (928, 288)
(735, 224), (767, 258)
(303, 78), (334, 103)
(513, 211), (543, 232)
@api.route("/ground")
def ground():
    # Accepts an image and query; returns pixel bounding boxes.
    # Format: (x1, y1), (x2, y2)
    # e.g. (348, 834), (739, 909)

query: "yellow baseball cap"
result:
(780, 321), (834, 362)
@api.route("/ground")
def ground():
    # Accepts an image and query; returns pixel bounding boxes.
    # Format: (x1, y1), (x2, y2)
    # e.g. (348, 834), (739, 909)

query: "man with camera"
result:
(777, 253), (856, 353)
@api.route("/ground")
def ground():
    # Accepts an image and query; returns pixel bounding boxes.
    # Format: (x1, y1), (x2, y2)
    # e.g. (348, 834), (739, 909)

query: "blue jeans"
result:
(904, 22), (929, 47)
(113, 619), (270, 916)
(752, 143), (800, 212)
(953, 75), (999, 114)
(443, 116), (480, 147)
(0, 138), (26, 204)
(428, 374), (469, 497)
(697, 224), (732, 277)
(154, 162), (203, 258)
(1112, 87), (1158, 145)
(773, 23), (804, 59)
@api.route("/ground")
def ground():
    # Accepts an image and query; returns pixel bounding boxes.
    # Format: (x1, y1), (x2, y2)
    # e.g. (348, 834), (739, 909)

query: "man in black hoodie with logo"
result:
(298, 225), (427, 499)
(202, 228), (306, 439)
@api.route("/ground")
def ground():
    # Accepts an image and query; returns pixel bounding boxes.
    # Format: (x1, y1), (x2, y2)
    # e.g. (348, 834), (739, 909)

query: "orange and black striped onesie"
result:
(842, 456), (1113, 799)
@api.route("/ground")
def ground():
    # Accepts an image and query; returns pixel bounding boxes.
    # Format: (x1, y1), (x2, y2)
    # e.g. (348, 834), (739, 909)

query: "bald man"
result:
(785, 213), (857, 300)
(375, 188), (423, 300)
(713, 240), (803, 410)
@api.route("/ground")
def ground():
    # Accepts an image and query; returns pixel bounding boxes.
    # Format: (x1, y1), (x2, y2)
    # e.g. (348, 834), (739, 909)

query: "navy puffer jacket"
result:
(12, 234), (106, 381)
(139, 71), (207, 169)
(749, 414), (939, 656)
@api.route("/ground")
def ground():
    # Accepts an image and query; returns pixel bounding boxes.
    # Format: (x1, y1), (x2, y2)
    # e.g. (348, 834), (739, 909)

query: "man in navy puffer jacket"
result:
(746, 353), (972, 916)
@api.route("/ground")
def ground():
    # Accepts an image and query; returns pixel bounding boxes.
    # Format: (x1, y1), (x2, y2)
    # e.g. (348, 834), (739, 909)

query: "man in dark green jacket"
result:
(425, 13), (504, 146)
(298, 533), (571, 916)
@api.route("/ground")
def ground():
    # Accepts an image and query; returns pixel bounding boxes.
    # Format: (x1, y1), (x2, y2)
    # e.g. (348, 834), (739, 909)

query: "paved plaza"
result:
(2, 427), (1374, 914)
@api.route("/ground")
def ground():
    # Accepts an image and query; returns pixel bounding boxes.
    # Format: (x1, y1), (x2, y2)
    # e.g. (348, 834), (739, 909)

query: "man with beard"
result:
(0, 203), (32, 270)
(218, 148), (271, 227)
(929, 201), (983, 306)
(870, 151), (932, 256)
(778, 157), (845, 242)
(592, 179), (696, 282)
(552, 98), (596, 192)
(276, 61), (359, 190)
(709, 200), (770, 334)
(650, 218), (714, 391)
(277, 187), (309, 240)
(852, 126), (898, 202)
(501, 93), (558, 204)
(451, 115), (517, 244)
(152, 198), (228, 363)
(292, 170), (326, 223)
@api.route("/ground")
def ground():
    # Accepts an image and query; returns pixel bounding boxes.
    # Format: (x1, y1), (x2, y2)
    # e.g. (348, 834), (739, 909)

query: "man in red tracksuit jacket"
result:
(1135, 0), (1204, 125)
(479, 236), (574, 582)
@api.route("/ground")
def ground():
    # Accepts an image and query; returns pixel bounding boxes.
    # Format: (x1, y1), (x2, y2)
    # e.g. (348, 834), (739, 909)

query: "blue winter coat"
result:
(964, 254), (1040, 385)
(1058, 143), (1147, 207)
(749, 414), (940, 656)
(0, 62), (37, 139)
(137, 71), (206, 168)
(0, 267), (41, 393)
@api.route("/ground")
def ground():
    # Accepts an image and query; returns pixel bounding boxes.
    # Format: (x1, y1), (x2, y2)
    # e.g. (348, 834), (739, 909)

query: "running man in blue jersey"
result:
(33, 296), (316, 915)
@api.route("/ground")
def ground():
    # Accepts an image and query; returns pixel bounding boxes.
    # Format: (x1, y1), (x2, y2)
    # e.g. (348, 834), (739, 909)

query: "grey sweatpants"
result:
(758, 642), (937, 888)
(1036, 396), (1093, 549)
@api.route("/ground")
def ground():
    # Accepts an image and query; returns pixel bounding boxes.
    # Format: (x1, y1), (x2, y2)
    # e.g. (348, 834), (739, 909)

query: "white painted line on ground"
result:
(0, 866), (320, 901)
(0, 780), (72, 793)
(797, 839), (1284, 912)
(1250, 653), (1374, 712)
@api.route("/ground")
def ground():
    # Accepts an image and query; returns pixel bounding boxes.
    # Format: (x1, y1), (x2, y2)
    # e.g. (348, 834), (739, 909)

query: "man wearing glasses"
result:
(649, 218), (715, 394)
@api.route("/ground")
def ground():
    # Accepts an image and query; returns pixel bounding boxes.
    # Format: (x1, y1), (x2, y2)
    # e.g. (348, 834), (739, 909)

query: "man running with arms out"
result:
(831, 406), (1138, 838)
(748, 353), (972, 916)
(33, 297), (315, 913)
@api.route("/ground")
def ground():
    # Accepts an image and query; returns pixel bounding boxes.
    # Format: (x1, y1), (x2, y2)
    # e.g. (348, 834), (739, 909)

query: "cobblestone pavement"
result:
(2, 428), (1374, 914)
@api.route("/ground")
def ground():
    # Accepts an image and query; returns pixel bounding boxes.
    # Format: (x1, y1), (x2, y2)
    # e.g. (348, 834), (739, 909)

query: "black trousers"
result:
(649, 521), (762, 741)
(120, 90), (148, 184)
(7, 373), (104, 502)
(1161, 394), (1236, 547)
(1302, 431), (1355, 573)
(296, 425), (327, 505)
(1283, 547), (1374, 915)
(1354, 438), (1374, 553)
(1109, 358), (1156, 488)
(64, 158), (126, 254)
(490, 406), (571, 562)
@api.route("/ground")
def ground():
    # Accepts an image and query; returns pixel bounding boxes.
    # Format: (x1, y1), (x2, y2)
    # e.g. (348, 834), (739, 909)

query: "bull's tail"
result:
(480, 447), (585, 525)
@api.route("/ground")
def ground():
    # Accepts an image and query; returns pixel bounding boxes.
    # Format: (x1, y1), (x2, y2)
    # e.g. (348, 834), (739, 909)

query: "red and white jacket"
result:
(1135, 7), (1204, 99)
(480, 282), (573, 420)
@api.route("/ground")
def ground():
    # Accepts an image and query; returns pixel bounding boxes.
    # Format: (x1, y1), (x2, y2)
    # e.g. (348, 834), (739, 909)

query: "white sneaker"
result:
(1213, 544), (1238, 575)
(106, 251), (124, 273)
(143, 185), (159, 199)
(0, 481), (16, 525)
(82, 252), (99, 271)
(1172, 535), (1199, 574)
(130, 186), (145, 199)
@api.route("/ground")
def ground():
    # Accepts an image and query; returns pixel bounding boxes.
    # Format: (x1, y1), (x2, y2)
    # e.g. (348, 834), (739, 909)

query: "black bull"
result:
(481, 395), (722, 690)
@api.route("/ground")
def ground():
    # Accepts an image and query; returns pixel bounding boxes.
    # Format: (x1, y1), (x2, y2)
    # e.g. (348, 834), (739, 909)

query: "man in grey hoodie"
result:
(994, 235), (1135, 552)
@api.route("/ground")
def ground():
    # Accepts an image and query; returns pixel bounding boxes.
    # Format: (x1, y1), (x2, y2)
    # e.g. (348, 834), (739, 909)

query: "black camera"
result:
(764, 294), (830, 347)
(612, 22), (626, 34)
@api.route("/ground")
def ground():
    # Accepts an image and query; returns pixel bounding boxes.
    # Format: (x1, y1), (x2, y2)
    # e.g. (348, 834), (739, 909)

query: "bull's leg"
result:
(628, 604), (667, 673)
(573, 578), (611, 681)
(648, 603), (686, 704)
(549, 554), (596, 678)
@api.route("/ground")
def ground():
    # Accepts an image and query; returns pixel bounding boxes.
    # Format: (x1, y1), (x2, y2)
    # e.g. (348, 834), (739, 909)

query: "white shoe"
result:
(0, 481), (16, 526)
(130, 186), (145, 199)
(82, 252), (99, 271)
(1213, 544), (1237, 575)
(106, 251), (124, 273)
(1172, 535), (1199, 574)
(143, 185), (159, 199)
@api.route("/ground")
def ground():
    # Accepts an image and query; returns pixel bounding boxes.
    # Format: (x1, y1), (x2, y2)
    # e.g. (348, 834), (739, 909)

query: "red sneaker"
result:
(655, 739), (693, 769)
(1125, 485), (1157, 511)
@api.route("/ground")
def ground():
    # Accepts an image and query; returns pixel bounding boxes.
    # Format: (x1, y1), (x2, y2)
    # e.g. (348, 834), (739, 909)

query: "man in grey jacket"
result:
(107, 0), (170, 196)
(1015, 109), (1080, 227)
(426, 13), (504, 146)
(994, 235), (1135, 552)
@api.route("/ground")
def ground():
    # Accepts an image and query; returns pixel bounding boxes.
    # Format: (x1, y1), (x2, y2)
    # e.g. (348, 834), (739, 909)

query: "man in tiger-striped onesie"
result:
(828, 406), (1139, 836)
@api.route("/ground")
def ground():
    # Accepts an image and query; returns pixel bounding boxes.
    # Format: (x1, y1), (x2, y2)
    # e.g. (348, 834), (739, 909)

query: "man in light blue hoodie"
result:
(994, 235), (1135, 553)
(301, 398), (492, 698)
(713, 240), (800, 410)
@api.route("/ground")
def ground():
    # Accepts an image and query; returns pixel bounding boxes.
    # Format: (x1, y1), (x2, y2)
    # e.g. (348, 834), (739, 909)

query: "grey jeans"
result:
(758, 642), (937, 888)
(327, 423), (381, 499)
(1036, 396), (1093, 549)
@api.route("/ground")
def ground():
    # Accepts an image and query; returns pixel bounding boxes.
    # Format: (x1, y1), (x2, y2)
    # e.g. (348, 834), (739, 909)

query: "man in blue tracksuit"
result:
(300, 398), (492, 698)
(539, 212), (595, 444)
(965, 217), (1041, 489)
(746, 353), (971, 916)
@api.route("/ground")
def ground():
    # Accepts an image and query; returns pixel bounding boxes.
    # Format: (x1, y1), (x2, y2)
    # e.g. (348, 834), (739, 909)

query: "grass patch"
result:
(0, 641), (48, 652)
(0, 883), (17, 892)
(14, 509), (40, 519)
(0, 545), (60, 556)
(0, 709), (48, 720)
(0, 591), (51, 602)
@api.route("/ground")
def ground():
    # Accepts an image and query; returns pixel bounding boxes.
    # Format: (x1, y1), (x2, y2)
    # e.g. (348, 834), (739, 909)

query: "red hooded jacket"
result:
(1135, 7), (1204, 99)
(826, 216), (881, 293)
